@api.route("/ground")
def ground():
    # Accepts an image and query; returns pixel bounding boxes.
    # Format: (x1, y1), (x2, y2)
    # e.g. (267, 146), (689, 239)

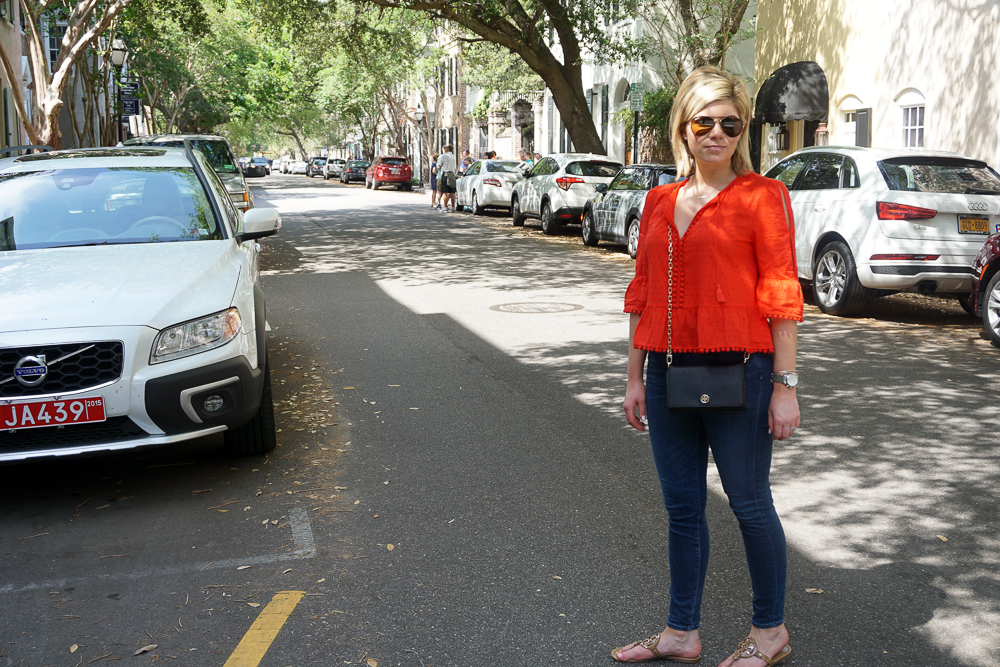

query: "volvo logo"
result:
(968, 202), (988, 212)
(14, 355), (48, 387)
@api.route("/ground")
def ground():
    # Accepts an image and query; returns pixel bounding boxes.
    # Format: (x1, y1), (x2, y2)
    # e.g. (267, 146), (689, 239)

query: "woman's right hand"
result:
(623, 379), (647, 431)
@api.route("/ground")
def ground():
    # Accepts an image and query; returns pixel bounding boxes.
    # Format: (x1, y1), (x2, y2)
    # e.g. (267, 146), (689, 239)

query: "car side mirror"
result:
(595, 183), (608, 194)
(237, 207), (281, 242)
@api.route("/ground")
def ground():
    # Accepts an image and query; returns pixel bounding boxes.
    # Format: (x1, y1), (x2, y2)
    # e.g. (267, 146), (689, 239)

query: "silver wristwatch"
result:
(770, 371), (799, 388)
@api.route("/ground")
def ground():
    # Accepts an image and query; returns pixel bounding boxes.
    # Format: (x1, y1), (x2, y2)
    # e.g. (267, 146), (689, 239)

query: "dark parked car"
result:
(246, 157), (269, 178)
(306, 157), (327, 178)
(969, 231), (1000, 344)
(340, 160), (370, 183)
(582, 163), (678, 258)
(366, 156), (413, 190)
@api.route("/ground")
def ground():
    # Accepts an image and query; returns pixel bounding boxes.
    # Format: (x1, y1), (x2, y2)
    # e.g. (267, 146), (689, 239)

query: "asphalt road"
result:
(1, 172), (997, 667)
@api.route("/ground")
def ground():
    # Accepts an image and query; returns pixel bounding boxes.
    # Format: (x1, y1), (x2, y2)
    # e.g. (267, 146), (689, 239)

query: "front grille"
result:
(0, 342), (124, 399)
(0, 417), (148, 454)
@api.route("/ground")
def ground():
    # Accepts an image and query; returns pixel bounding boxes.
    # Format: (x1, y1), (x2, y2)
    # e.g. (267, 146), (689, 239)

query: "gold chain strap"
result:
(666, 229), (674, 367)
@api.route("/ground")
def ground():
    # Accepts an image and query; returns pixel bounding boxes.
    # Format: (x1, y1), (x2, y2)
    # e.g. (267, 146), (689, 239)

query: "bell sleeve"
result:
(753, 180), (804, 321)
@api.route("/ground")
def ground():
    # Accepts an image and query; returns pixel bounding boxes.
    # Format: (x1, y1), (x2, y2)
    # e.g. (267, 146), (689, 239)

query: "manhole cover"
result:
(490, 302), (584, 313)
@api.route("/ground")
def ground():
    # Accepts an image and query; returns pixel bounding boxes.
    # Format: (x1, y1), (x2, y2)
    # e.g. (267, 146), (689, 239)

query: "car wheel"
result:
(540, 200), (560, 235)
(511, 197), (525, 227)
(471, 191), (485, 216)
(812, 240), (870, 316)
(626, 217), (640, 259)
(373, 180), (380, 190)
(323, 173), (329, 180)
(981, 271), (1000, 344)
(366, 178), (372, 189)
(581, 209), (598, 247)
(224, 354), (276, 456)
(402, 183), (412, 192)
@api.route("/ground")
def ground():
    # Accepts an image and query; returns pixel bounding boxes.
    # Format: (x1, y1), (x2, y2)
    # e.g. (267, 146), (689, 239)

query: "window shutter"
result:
(601, 85), (609, 150)
(856, 108), (871, 147)
(2, 88), (11, 148)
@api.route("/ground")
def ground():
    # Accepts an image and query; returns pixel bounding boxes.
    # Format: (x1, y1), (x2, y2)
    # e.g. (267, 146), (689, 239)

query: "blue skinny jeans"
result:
(645, 351), (786, 631)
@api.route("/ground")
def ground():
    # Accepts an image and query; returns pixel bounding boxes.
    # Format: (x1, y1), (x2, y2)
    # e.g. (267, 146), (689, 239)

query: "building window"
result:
(48, 23), (67, 74)
(902, 105), (924, 148)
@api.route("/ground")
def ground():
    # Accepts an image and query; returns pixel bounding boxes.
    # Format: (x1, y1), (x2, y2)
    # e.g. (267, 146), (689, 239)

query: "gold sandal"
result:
(611, 633), (702, 663)
(732, 636), (792, 665)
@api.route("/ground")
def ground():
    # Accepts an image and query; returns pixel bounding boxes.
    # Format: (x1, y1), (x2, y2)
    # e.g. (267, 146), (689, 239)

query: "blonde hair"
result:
(670, 66), (753, 177)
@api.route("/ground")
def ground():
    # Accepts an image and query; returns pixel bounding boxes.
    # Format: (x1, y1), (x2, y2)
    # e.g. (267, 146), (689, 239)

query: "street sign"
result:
(119, 81), (140, 116)
(121, 98), (140, 115)
(630, 82), (645, 111)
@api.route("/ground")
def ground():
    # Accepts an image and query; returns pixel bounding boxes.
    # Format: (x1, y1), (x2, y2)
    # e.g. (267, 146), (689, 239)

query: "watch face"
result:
(786, 374), (799, 388)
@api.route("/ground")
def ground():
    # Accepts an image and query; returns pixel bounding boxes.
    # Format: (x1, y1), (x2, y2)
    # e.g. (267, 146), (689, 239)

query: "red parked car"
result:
(970, 230), (1000, 344)
(366, 156), (413, 191)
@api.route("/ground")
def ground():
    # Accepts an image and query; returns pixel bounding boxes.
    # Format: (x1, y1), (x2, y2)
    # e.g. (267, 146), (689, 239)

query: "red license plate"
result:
(2, 397), (106, 431)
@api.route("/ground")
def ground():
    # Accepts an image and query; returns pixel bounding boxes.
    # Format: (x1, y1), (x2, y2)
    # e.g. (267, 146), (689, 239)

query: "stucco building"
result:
(754, 0), (1000, 172)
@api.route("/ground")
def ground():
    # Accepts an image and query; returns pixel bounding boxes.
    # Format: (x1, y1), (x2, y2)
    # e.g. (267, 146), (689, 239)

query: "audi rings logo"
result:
(14, 355), (48, 387)
(968, 202), (988, 212)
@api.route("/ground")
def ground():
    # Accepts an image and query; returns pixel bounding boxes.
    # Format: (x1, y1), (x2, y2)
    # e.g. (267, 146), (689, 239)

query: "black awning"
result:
(754, 61), (829, 123)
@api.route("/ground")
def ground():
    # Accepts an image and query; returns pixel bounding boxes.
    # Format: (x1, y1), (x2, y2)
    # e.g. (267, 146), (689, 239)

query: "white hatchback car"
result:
(511, 153), (623, 234)
(766, 146), (1000, 315)
(455, 159), (524, 215)
(0, 145), (281, 462)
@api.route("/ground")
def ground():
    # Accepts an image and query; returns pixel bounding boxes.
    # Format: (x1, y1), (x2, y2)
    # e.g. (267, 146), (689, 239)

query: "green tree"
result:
(352, 0), (651, 155)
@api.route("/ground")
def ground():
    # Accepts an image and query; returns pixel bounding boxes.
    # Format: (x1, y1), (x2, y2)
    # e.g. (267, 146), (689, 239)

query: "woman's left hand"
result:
(768, 385), (799, 440)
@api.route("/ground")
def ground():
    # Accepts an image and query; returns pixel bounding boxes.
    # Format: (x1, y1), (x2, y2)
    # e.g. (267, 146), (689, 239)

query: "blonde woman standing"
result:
(615, 66), (802, 667)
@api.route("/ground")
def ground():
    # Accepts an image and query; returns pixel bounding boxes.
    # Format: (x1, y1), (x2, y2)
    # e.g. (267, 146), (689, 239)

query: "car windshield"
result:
(381, 158), (407, 165)
(878, 157), (1000, 194)
(486, 161), (522, 173)
(312, 158), (325, 164)
(567, 161), (623, 177)
(0, 167), (221, 251)
(251, 158), (268, 165)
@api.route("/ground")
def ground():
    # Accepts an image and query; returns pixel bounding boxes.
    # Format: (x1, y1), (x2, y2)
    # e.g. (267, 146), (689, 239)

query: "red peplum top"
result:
(624, 172), (804, 354)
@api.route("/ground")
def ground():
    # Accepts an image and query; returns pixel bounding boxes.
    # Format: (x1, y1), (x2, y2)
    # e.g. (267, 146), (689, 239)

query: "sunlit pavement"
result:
(0, 172), (995, 666)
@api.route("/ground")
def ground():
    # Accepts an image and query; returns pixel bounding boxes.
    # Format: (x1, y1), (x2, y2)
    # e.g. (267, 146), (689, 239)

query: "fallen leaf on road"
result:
(387, 544), (394, 551)
(134, 645), (157, 655)
(343, 387), (355, 390)
(283, 569), (292, 574)
(936, 535), (948, 541)
(237, 566), (252, 570)
(354, 500), (360, 505)
(409, 407), (419, 410)
(192, 489), (212, 494)
(246, 603), (261, 608)
(366, 660), (377, 667)
(552, 576), (562, 580)
(317, 579), (326, 583)
(70, 644), (79, 653)
(805, 588), (823, 594)
(388, 384), (400, 387)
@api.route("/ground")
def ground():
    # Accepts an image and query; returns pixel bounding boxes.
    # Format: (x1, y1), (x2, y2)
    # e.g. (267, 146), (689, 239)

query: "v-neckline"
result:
(670, 175), (740, 240)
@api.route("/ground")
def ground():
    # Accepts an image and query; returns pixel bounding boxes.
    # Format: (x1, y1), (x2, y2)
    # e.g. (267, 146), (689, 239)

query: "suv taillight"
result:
(483, 177), (502, 187)
(556, 176), (585, 191)
(876, 201), (937, 220)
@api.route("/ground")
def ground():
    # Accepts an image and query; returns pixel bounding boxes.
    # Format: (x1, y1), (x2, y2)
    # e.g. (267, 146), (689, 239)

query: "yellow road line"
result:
(223, 590), (306, 667)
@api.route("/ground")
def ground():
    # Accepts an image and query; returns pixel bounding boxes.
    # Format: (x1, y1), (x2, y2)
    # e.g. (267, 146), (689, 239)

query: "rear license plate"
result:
(958, 215), (989, 234)
(2, 397), (106, 431)
(391, 169), (400, 174)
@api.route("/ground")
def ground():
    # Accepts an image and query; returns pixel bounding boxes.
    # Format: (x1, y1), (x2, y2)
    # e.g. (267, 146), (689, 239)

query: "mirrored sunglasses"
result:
(688, 116), (744, 138)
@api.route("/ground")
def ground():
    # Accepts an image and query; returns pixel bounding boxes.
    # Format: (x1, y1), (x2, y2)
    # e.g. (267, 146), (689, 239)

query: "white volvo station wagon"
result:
(0, 145), (281, 462)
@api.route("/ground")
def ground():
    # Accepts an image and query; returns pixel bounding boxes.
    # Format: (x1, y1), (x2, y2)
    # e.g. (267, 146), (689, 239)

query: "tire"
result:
(540, 200), (560, 235)
(224, 354), (276, 456)
(981, 271), (1000, 345)
(812, 240), (871, 316)
(373, 180), (380, 190)
(581, 209), (598, 246)
(366, 178), (372, 189)
(511, 197), (525, 227)
(471, 191), (484, 216)
(402, 183), (412, 192)
(323, 173), (329, 180)
(626, 217), (641, 259)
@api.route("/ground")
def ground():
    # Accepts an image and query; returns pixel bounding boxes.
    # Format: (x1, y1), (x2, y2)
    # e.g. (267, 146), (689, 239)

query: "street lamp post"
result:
(110, 39), (128, 144)
(413, 106), (425, 187)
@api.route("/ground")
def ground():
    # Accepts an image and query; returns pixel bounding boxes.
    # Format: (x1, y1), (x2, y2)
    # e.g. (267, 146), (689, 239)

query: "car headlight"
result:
(151, 308), (242, 364)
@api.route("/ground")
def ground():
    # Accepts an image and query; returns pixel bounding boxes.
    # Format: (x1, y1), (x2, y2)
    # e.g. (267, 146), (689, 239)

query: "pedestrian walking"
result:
(430, 154), (440, 208)
(436, 145), (457, 212)
(616, 65), (802, 667)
